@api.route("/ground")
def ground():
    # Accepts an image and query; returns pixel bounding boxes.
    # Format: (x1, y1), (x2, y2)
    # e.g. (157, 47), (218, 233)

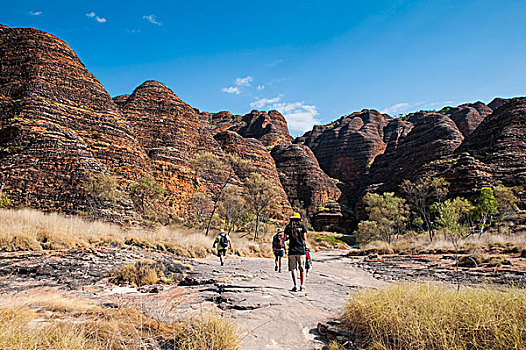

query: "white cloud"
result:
(221, 86), (241, 95)
(29, 11), (42, 16)
(250, 96), (320, 134)
(86, 12), (106, 23)
(381, 100), (455, 116)
(143, 15), (162, 26)
(250, 96), (282, 108)
(235, 76), (253, 87)
(257, 85), (265, 91)
(380, 102), (411, 115)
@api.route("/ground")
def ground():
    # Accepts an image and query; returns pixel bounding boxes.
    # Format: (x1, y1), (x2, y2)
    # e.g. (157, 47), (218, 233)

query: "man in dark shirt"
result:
(284, 212), (307, 292)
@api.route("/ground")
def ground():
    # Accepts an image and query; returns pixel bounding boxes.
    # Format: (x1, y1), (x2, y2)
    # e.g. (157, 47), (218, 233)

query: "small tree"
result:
(401, 176), (449, 241)
(475, 187), (497, 238)
(0, 187), (11, 208)
(219, 186), (246, 234)
(130, 177), (165, 219)
(432, 197), (474, 286)
(356, 192), (409, 245)
(191, 152), (241, 236)
(82, 172), (123, 217)
(187, 192), (213, 231)
(355, 220), (379, 245)
(243, 173), (281, 240)
(493, 185), (520, 235)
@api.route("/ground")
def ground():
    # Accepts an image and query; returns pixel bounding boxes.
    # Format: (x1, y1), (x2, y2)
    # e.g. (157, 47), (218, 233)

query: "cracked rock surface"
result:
(179, 249), (385, 350)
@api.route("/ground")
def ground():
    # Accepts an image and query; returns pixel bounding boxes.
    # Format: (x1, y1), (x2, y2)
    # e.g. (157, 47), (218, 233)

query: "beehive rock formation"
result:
(3, 24), (526, 231)
(213, 131), (291, 216)
(448, 102), (492, 137)
(116, 81), (227, 210)
(0, 25), (150, 218)
(295, 110), (391, 199)
(203, 110), (292, 147)
(367, 111), (465, 193)
(457, 97), (526, 187)
(271, 143), (342, 227)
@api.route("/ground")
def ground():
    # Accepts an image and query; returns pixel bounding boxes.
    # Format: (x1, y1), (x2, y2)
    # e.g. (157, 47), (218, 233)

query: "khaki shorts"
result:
(288, 254), (306, 272)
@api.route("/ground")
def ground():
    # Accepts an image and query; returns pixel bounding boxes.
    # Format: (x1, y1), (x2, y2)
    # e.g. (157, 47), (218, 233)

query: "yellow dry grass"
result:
(344, 283), (526, 350)
(358, 231), (526, 255)
(0, 208), (268, 257)
(0, 293), (240, 350)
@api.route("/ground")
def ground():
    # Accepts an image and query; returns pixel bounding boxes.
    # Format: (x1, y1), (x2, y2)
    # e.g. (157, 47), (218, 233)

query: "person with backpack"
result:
(212, 229), (231, 266)
(284, 212), (307, 292)
(305, 247), (312, 276)
(272, 229), (286, 273)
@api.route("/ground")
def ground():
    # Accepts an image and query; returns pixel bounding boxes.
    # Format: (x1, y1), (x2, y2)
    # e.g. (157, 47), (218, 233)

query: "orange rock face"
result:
(116, 81), (226, 212)
(214, 131), (291, 217)
(458, 97), (526, 187)
(271, 143), (341, 218)
(295, 110), (391, 199)
(0, 26), (150, 218)
(203, 110), (292, 147)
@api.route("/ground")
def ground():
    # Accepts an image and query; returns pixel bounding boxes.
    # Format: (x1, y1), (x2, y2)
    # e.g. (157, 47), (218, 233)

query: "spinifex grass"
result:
(344, 283), (526, 350)
(0, 293), (241, 350)
(0, 208), (271, 257)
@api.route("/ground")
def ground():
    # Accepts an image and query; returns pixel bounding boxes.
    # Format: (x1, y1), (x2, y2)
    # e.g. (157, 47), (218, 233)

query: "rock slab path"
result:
(179, 250), (385, 350)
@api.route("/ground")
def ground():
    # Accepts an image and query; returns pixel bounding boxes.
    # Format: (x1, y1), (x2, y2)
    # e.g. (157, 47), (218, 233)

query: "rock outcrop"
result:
(213, 131), (291, 216)
(235, 110), (292, 147)
(295, 110), (391, 199)
(203, 109), (292, 147)
(0, 25), (150, 218)
(457, 97), (526, 187)
(367, 111), (465, 193)
(448, 102), (492, 137)
(200, 111), (244, 134)
(117, 81), (227, 211)
(488, 97), (511, 111)
(270, 143), (341, 220)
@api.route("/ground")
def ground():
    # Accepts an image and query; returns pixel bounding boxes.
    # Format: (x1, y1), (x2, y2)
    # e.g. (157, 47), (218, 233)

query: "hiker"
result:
(272, 229), (286, 273)
(305, 246), (312, 276)
(284, 212), (307, 292)
(212, 229), (231, 266)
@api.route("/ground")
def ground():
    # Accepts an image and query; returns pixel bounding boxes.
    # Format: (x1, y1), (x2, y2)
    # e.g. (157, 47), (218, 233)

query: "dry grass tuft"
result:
(112, 259), (164, 287)
(173, 312), (241, 350)
(344, 283), (526, 350)
(0, 293), (241, 350)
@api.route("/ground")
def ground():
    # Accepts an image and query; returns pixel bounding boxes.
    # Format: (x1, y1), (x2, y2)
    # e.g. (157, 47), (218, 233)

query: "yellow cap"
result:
(290, 212), (301, 219)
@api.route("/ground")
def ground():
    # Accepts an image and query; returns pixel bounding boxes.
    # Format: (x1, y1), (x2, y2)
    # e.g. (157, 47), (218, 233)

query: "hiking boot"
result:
(290, 286), (298, 292)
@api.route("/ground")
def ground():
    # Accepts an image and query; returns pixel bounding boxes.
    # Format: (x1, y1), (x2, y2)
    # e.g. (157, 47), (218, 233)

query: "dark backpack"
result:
(219, 234), (229, 248)
(272, 234), (284, 250)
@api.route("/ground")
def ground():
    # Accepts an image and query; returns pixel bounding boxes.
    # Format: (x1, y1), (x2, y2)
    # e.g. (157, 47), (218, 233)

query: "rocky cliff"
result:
(203, 109), (292, 147)
(294, 110), (391, 199)
(0, 25), (150, 219)
(213, 131), (291, 216)
(457, 97), (526, 187)
(367, 111), (465, 193)
(270, 143), (341, 219)
(116, 81), (227, 212)
(2, 24), (525, 231)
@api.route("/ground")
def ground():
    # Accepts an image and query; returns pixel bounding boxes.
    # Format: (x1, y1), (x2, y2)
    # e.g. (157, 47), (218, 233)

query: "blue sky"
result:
(3, 0), (526, 135)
